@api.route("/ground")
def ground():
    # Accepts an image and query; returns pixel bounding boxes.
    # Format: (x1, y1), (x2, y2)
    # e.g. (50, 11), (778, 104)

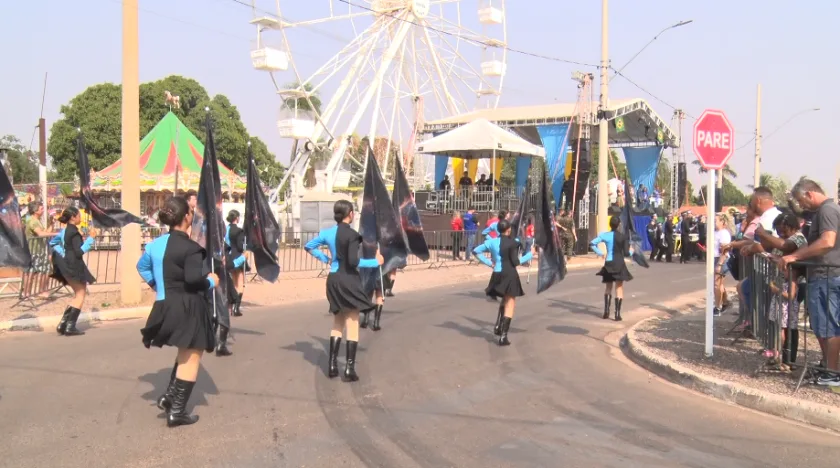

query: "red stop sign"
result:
(693, 109), (735, 170)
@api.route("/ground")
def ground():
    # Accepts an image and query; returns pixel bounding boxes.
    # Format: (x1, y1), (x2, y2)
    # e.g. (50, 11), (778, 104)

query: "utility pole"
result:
(38, 119), (48, 226)
(120, 0), (141, 305)
(753, 84), (762, 188)
(596, 0), (610, 232)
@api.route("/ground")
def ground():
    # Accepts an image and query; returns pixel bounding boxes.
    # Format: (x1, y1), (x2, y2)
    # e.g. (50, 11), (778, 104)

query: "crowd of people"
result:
(438, 170), (501, 193)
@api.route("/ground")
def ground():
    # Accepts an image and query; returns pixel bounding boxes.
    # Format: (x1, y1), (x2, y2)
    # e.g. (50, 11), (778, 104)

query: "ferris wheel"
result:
(248, 0), (508, 201)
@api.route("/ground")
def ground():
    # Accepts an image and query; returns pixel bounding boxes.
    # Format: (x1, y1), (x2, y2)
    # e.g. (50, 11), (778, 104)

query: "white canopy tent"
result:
(416, 119), (545, 208)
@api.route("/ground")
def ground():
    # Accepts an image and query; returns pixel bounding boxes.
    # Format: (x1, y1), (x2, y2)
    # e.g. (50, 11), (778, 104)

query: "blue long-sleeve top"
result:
(136, 231), (216, 301)
(482, 222), (499, 239)
(225, 223), (247, 268)
(590, 231), (632, 261)
(304, 224), (380, 273)
(473, 237), (533, 272)
(50, 225), (93, 259)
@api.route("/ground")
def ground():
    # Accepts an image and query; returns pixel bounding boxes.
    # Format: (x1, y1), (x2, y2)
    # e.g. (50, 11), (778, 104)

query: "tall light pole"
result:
(612, 20), (693, 78)
(596, 0), (610, 233)
(120, 0), (141, 305)
(753, 96), (819, 188)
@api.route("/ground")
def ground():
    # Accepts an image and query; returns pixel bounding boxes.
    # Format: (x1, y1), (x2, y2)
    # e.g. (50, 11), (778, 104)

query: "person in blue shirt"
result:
(474, 219), (534, 346)
(51, 206), (98, 336)
(462, 208), (478, 261)
(305, 200), (384, 381)
(481, 210), (507, 240)
(136, 196), (220, 427)
(590, 216), (634, 321)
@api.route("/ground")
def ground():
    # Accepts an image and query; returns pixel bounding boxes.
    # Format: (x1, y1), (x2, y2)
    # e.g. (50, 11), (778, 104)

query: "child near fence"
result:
(766, 212), (808, 369)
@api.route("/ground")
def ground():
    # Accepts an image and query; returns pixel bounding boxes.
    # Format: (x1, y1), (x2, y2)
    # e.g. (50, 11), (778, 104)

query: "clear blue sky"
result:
(2, 0), (836, 193)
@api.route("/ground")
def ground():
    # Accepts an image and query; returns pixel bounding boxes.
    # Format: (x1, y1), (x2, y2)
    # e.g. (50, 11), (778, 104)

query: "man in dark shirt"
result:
(438, 175), (451, 192)
(780, 179), (840, 385)
(646, 215), (660, 261)
(458, 171), (472, 190)
(657, 213), (675, 262)
(476, 174), (488, 191)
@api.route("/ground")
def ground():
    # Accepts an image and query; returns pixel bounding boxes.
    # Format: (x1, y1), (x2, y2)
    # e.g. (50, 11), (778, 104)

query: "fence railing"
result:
(415, 187), (539, 215)
(10, 228), (577, 302)
(734, 253), (840, 391)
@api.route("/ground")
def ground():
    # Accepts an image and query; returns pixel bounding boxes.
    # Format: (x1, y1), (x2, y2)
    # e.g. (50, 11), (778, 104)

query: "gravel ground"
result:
(634, 300), (840, 407)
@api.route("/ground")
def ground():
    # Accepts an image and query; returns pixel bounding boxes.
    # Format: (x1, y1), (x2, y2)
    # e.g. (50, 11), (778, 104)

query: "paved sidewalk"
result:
(0, 254), (603, 330)
(626, 300), (840, 433)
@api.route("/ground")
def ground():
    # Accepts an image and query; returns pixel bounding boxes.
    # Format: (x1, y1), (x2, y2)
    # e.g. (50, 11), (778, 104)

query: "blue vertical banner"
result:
(536, 124), (570, 208)
(623, 146), (663, 195)
(434, 155), (449, 189)
(514, 156), (532, 196)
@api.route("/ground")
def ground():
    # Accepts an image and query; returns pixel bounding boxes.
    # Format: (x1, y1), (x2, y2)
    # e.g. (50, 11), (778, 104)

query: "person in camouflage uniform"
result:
(555, 211), (576, 259)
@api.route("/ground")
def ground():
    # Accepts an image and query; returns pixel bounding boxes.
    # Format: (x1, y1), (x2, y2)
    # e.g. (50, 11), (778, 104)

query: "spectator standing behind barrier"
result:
(762, 211), (808, 369)
(463, 208), (478, 261)
(779, 179), (840, 386)
(713, 213), (733, 317)
(646, 216), (660, 261)
(451, 210), (464, 261)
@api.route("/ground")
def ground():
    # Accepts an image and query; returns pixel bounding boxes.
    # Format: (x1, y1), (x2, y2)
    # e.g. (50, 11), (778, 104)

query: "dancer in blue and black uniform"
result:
(305, 200), (383, 381)
(137, 196), (219, 427)
(51, 206), (98, 336)
(590, 216), (634, 321)
(225, 210), (248, 318)
(474, 219), (534, 346)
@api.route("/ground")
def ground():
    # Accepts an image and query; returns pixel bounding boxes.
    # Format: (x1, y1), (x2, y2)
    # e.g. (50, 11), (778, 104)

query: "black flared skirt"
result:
(485, 270), (525, 299)
(50, 253), (95, 286)
(595, 260), (633, 283)
(141, 293), (216, 352)
(326, 271), (375, 315)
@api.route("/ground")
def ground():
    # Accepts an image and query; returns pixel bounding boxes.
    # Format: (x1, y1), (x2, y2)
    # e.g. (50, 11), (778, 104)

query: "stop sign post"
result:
(693, 109), (735, 358)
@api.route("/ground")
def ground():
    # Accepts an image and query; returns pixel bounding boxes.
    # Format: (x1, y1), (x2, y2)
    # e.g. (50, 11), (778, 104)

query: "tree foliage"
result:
(0, 135), (39, 184)
(47, 76), (284, 186)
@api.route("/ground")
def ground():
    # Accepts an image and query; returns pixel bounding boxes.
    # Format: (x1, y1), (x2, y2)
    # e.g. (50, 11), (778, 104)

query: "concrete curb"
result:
(0, 306), (148, 333)
(624, 317), (840, 433)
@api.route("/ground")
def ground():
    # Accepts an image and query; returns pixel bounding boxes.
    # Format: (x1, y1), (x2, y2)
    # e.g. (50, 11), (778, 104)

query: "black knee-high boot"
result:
(64, 307), (85, 336)
(344, 340), (359, 382)
(56, 306), (72, 335)
(614, 298), (623, 322)
(232, 292), (244, 317)
(216, 325), (232, 356)
(385, 278), (395, 297)
(602, 295), (611, 320)
(493, 303), (504, 336)
(498, 316), (512, 346)
(372, 305), (383, 331)
(167, 378), (199, 427)
(157, 361), (178, 411)
(359, 310), (369, 329)
(328, 336), (342, 378)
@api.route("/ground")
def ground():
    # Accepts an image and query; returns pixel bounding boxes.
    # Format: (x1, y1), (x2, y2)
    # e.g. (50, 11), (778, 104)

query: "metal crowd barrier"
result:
(734, 253), (840, 391)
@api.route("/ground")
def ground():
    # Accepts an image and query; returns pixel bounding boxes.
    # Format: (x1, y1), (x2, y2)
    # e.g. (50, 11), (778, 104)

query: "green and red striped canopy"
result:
(92, 112), (245, 193)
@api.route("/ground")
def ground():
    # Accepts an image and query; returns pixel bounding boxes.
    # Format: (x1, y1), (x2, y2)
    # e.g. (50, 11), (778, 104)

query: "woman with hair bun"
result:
(591, 216), (634, 321)
(474, 219), (534, 346)
(137, 196), (220, 427)
(50, 206), (98, 336)
(305, 200), (383, 381)
(225, 209), (248, 318)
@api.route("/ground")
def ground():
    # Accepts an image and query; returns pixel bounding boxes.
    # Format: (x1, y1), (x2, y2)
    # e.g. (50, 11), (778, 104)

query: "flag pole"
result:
(378, 241), (385, 299)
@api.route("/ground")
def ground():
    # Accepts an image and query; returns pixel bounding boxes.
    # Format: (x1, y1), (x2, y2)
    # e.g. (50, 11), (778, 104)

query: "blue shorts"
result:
(715, 257), (729, 277)
(807, 276), (840, 339)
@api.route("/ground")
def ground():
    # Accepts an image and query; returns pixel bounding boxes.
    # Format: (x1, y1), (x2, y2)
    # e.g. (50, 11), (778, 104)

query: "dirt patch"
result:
(633, 302), (840, 407)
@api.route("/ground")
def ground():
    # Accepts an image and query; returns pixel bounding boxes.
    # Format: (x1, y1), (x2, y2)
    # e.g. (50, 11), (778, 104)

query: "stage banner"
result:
(620, 176), (650, 268)
(434, 155), (449, 190)
(514, 156), (532, 197)
(452, 158), (464, 189)
(623, 146), (662, 195)
(536, 124), (570, 208)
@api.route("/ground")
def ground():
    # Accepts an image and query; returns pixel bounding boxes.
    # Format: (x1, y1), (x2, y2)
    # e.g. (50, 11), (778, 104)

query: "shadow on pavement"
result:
(280, 336), (369, 377)
(547, 325), (589, 335)
(230, 327), (266, 336)
(549, 299), (601, 318)
(137, 363), (219, 412)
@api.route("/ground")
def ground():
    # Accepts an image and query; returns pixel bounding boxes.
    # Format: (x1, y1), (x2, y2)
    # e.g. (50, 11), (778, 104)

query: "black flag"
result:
(510, 177), (532, 243)
(0, 162), (31, 269)
(244, 144), (281, 282)
(190, 116), (230, 328)
(620, 177), (650, 268)
(359, 148), (408, 294)
(76, 132), (143, 228)
(535, 170), (565, 293)
(391, 156), (429, 260)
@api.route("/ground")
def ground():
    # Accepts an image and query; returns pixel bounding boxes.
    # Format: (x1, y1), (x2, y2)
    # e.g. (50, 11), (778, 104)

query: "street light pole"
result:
(597, 0), (610, 233)
(120, 0), (141, 305)
(753, 84), (762, 188)
(611, 20), (693, 79)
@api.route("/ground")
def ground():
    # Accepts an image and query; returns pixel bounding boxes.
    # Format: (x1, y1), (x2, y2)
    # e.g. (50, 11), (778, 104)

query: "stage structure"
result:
(422, 97), (680, 211)
(247, 0), (510, 232)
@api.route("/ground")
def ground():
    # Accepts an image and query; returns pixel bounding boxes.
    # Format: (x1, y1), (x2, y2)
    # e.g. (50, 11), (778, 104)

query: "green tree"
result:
(47, 76), (284, 186)
(696, 178), (749, 207)
(0, 135), (39, 184)
(747, 173), (790, 206)
(690, 159), (738, 179)
(588, 146), (628, 181)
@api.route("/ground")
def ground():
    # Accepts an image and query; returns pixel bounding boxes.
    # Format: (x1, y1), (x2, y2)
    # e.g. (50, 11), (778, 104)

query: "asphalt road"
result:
(1, 262), (839, 468)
